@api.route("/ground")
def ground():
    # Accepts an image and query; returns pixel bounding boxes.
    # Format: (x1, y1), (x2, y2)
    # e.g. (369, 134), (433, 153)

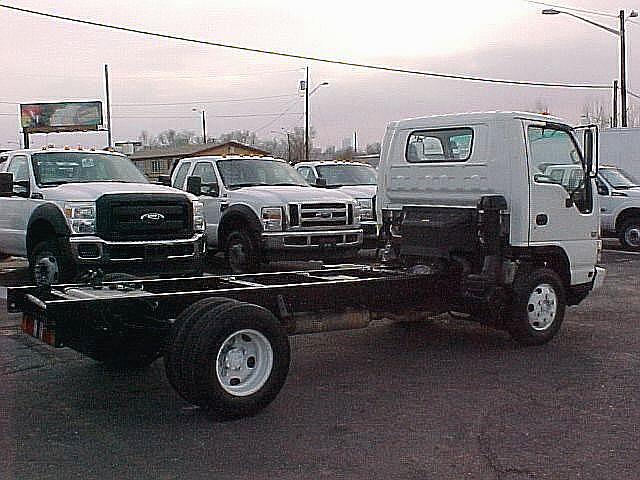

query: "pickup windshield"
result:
(217, 158), (308, 189)
(600, 168), (639, 189)
(316, 164), (377, 186)
(32, 152), (149, 186)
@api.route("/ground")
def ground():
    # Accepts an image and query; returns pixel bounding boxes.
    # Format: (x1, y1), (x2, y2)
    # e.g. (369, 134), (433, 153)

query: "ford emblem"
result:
(140, 212), (165, 224)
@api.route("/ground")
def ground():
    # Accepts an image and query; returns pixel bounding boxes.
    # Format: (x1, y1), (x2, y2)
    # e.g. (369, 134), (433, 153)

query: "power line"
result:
(113, 112), (303, 119)
(113, 94), (297, 107)
(0, 3), (612, 90)
(254, 98), (304, 133)
(522, 0), (617, 18)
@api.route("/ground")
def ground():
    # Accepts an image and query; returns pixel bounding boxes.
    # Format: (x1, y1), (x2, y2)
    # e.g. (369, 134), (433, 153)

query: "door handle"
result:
(536, 214), (548, 226)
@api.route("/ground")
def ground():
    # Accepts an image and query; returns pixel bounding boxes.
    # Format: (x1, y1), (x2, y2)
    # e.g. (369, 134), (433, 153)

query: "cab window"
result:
(7, 155), (30, 195)
(406, 128), (473, 163)
(172, 162), (191, 189)
(297, 166), (315, 183)
(527, 126), (591, 214)
(192, 162), (218, 195)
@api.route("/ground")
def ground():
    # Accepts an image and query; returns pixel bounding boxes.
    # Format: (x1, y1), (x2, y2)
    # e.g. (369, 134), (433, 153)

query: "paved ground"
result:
(1, 248), (639, 479)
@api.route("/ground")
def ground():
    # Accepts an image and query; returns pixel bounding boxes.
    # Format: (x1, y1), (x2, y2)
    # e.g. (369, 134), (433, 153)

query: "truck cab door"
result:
(524, 122), (599, 284)
(0, 155), (36, 256)
(191, 161), (222, 248)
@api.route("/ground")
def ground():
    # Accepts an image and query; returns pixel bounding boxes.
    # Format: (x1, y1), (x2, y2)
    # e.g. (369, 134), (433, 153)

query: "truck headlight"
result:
(355, 198), (373, 220)
(64, 202), (96, 234)
(262, 207), (283, 231)
(193, 201), (206, 232)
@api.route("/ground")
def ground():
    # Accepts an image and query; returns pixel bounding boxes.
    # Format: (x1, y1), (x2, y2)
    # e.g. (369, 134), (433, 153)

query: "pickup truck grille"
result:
(96, 194), (193, 241)
(289, 202), (353, 229)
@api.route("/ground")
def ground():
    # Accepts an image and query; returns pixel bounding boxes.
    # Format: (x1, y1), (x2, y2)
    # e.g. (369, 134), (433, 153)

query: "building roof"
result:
(129, 141), (269, 161)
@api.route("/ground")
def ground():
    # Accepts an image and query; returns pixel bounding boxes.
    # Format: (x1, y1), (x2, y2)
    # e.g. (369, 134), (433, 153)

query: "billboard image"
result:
(20, 101), (103, 133)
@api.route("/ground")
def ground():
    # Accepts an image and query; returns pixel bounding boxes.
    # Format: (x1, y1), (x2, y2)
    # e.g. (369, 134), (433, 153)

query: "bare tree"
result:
(581, 101), (610, 128)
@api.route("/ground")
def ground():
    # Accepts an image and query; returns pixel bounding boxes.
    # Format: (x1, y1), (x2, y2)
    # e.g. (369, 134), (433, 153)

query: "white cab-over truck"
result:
(295, 161), (378, 246)
(169, 156), (362, 273)
(0, 148), (206, 282)
(8, 112), (604, 420)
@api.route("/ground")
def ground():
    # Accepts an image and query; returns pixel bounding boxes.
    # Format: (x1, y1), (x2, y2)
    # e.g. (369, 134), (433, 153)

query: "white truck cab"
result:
(377, 112), (604, 344)
(295, 161), (378, 245)
(170, 156), (362, 273)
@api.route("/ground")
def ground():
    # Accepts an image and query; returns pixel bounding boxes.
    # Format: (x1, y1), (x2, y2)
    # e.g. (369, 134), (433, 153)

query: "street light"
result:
(192, 108), (207, 144)
(542, 8), (638, 127)
(302, 67), (329, 161)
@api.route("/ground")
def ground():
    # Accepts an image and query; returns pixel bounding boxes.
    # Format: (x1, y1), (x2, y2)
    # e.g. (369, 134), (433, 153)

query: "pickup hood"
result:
(333, 185), (377, 200)
(228, 185), (355, 205)
(41, 182), (192, 202)
(615, 187), (640, 198)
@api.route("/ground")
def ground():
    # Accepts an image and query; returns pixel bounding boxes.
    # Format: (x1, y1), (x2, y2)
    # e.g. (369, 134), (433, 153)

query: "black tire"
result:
(619, 218), (640, 251)
(168, 301), (290, 420)
(29, 239), (75, 284)
(164, 297), (238, 404)
(225, 229), (260, 274)
(506, 267), (566, 346)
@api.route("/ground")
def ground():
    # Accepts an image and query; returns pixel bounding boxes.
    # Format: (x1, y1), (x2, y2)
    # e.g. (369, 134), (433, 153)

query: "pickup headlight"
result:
(64, 202), (96, 234)
(193, 201), (206, 232)
(355, 198), (374, 220)
(261, 207), (283, 231)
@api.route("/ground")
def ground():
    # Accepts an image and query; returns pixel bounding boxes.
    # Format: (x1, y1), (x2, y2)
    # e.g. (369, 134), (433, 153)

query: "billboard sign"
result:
(20, 101), (103, 133)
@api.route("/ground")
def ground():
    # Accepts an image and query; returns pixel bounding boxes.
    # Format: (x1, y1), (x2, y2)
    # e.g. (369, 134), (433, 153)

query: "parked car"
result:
(295, 161), (378, 246)
(539, 164), (640, 250)
(170, 156), (362, 273)
(0, 148), (206, 282)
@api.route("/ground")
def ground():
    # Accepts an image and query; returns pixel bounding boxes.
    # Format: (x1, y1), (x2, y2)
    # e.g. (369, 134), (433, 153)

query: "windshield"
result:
(315, 164), (377, 186)
(600, 168), (639, 189)
(32, 152), (149, 186)
(216, 159), (308, 188)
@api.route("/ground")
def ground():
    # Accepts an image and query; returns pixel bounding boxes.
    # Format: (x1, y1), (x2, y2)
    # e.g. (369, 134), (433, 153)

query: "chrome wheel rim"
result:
(36, 254), (59, 284)
(228, 240), (248, 272)
(527, 283), (557, 331)
(624, 225), (640, 248)
(216, 329), (273, 397)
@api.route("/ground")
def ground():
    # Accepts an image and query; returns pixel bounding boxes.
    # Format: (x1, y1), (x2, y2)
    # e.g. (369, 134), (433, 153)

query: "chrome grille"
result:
(289, 202), (351, 229)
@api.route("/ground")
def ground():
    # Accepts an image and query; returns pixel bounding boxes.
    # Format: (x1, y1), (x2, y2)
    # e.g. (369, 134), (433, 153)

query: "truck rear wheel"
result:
(225, 229), (260, 274)
(619, 218), (640, 251)
(30, 239), (75, 284)
(165, 300), (290, 419)
(507, 268), (566, 346)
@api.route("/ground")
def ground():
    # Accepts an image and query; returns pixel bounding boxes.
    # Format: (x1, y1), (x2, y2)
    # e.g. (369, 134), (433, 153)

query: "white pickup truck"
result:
(0, 148), (206, 282)
(295, 161), (378, 246)
(170, 156), (362, 273)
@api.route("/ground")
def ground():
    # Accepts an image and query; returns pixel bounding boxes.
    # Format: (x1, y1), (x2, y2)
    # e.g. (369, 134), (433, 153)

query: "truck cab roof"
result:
(388, 111), (570, 130)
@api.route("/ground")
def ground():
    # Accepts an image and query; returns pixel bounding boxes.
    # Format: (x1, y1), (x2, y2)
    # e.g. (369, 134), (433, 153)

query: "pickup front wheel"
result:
(225, 229), (260, 274)
(619, 218), (640, 251)
(30, 239), (74, 284)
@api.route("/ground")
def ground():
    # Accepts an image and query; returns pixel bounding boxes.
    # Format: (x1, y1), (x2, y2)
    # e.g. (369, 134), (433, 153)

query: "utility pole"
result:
(286, 132), (291, 162)
(104, 64), (112, 148)
(620, 10), (628, 127)
(613, 80), (619, 127)
(304, 66), (309, 161)
(353, 131), (357, 155)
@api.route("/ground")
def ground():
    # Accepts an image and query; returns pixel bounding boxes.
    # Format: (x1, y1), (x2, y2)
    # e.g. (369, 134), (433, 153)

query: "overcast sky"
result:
(1, 0), (639, 150)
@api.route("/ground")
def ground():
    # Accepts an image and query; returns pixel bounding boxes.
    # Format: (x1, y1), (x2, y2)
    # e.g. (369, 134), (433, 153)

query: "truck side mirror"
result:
(583, 127), (598, 178)
(0, 172), (13, 197)
(186, 175), (202, 196)
(315, 177), (327, 187)
(12, 179), (31, 198)
(158, 174), (171, 186)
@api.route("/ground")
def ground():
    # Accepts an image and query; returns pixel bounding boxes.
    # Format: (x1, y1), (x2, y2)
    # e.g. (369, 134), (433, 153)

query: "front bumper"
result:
(261, 229), (362, 251)
(68, 234), (206, 273)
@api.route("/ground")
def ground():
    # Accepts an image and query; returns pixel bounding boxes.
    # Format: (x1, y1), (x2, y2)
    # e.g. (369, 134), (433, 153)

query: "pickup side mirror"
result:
(186, 175), (202, 196)
(0, 172), (13, 197)
(12, 179), (31, 198)
(158, 174), (171, 186)
(315, 177), (328, 187)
